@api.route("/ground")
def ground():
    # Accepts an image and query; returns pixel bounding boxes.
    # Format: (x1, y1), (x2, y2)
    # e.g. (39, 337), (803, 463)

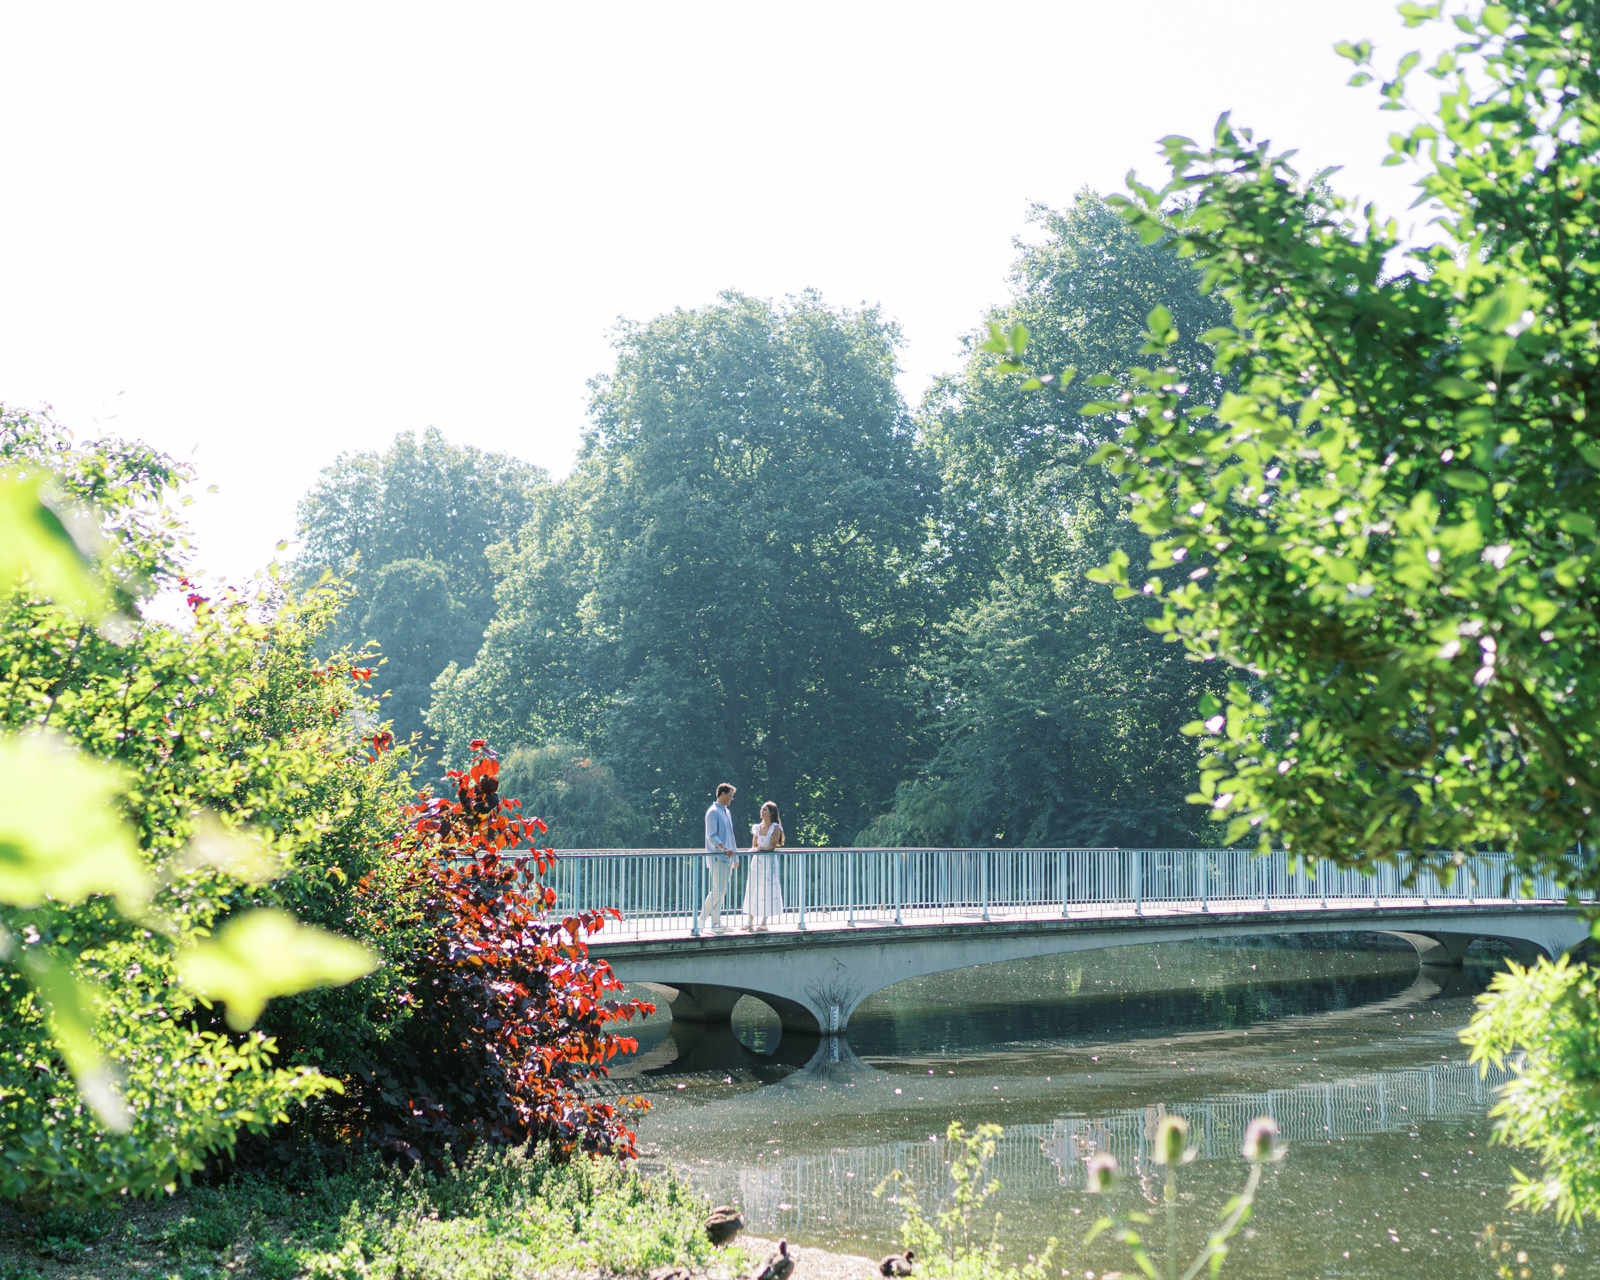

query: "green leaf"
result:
(1334, 39), (1373, 64)
(1557, 512), (1597, 538)
(1482, 4), (1510, 33)
(1008, 322), (1029, 355)
(177, 908), (377, 1031)
(1578, 445), (1600, 470)
(1443, 469), (1489, 492)
(1434, 375), (1485, 400)
(0, 477), (110, 622)
(0, 734), (150, 909)
(18, 949), (132, 1132)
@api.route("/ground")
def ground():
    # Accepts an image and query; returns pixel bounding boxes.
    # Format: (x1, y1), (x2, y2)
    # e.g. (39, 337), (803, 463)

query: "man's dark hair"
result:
(716, 783), (736, 797)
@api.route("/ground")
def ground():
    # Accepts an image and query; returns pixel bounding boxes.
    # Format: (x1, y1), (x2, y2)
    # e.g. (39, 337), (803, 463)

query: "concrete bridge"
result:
(559, 846), (1594, 1036)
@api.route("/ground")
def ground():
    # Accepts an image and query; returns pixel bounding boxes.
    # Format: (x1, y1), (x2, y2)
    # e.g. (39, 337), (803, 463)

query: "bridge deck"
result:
(586, 893), (1560, 946)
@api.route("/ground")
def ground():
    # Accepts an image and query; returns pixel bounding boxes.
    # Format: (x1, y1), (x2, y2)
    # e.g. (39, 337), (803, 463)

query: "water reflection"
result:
(624, 939), (1587, 1276)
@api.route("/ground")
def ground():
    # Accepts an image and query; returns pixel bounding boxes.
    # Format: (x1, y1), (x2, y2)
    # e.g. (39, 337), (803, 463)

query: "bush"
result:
(1, 415), (398, 1207)
(329, 744), (654, 1164)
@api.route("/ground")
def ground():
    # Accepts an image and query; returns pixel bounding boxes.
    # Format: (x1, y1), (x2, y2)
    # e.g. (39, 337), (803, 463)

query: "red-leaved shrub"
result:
(343, 743), (653, 1164)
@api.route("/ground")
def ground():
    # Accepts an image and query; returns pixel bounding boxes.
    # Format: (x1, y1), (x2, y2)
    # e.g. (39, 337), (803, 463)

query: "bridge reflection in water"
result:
(676, 1050), (1514, 1243)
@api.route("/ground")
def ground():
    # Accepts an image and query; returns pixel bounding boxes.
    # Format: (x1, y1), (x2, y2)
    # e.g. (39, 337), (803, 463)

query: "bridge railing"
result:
(517, 846), (1590, 938)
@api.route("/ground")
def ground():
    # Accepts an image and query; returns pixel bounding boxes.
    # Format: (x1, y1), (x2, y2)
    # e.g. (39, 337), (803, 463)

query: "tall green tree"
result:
(860, 195), (1230, 846)
(1076, 0), (1600, 1219)
(432, 291), (935, 844)
(295, 428), (545, 748)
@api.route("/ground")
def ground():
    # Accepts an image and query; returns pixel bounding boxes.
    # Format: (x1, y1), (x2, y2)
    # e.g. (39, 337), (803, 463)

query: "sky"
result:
(0, 1), (1450, 587)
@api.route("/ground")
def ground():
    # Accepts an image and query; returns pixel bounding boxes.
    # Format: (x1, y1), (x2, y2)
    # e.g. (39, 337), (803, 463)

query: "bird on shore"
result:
(879, 1250), (915, 1277)
(704, 1205), (745, 1246)
(750, 1240), (794, 1280)
(648, 1266), (692, 1280)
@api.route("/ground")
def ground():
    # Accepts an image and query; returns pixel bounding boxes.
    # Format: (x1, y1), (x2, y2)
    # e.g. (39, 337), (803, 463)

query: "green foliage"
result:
(862, 196), (1228, 846)
(1047, 0), (1600, 1226)
(1087, 0), (1600, 889)
(0, 412), (407, 1205)
(295, 427), (546, 749)
(876, 1121), (1056, 1280)
(1, 1146), (733, 1280)
(1462, 956), (1600, 1223)
(498, 743), (650, 848)
(432, 291), (936, 844)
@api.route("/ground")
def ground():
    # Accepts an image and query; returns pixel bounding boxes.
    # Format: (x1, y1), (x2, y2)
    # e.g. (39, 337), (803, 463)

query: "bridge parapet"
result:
(523, 847), (1593, 1037)
(531, 846), (1592, 939)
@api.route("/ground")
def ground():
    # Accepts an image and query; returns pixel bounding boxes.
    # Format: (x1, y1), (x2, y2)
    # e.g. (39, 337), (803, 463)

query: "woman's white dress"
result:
(743, 823), (785, 923)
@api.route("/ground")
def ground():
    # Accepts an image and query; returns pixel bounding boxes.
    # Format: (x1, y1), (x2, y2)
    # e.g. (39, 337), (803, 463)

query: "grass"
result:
(0, 1147), (743, 1280)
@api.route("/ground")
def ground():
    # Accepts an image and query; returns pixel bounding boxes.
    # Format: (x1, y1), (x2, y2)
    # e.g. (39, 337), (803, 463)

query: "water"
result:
(613, 935), (1588, 1278)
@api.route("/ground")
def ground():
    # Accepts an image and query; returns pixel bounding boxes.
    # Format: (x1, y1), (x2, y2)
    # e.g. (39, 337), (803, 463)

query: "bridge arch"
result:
(601, 906), (1589, 1037)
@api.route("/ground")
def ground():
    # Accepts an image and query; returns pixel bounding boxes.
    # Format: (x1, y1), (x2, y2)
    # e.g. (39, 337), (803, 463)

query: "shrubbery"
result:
(328, 746), (653, 1165)
(0, 410), (652, 1208)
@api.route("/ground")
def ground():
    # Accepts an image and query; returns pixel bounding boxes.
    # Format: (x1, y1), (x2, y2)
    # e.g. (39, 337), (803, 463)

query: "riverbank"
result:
(0, 1146), (730, 1280)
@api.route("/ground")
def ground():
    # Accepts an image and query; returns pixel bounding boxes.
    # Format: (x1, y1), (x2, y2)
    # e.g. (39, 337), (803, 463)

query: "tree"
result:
(432, 291), (936, 844)
(295, 428), (546, 749)
(0, 410), (388, 1205)
(859, 196), (1229, 846)
(1076, 0), (1600, 1219)
(498, 743), (651, 849)
(339, 745), (652, 1165)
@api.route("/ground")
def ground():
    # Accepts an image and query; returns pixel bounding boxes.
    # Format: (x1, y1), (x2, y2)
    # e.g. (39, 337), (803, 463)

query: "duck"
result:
(750, 1239), (795, 1280)
(878, 1250), (915, 1277)
(704, 1205), (745, 1246)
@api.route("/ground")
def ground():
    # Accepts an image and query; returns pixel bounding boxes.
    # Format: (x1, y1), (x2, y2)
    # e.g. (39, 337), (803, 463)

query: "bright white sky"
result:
(1, 1), (1446, 587)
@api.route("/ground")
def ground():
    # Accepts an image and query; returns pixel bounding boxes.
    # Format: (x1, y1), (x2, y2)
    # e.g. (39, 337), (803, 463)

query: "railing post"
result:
(1261, 856), (1268, 911)
(1319, 858), (1327, 910)
(1134, 851), (1142, 916)
(1201, 849), (1208, 913)
(798, 850), (807, 931)
(1061, 849), (1068, 918)
(848, 849), (855, 928)
(895, 851), (903, 926)
(692, 853), (702, 937)
(981, 851), (989, 922)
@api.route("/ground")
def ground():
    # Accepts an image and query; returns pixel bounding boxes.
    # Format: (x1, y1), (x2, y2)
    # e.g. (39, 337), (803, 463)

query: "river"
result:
(612, 933), (1587, 1279)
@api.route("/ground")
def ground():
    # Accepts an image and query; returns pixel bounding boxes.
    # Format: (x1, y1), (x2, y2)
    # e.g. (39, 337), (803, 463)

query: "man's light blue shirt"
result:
(704, 801), (736, 864)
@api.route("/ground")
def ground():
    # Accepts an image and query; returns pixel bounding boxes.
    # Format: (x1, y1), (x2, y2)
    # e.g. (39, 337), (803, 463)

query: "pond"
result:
(613, 934), (1588, 1279)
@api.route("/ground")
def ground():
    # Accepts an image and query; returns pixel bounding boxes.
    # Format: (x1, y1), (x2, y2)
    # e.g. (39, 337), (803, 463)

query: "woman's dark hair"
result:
(761, 802), (780, 824)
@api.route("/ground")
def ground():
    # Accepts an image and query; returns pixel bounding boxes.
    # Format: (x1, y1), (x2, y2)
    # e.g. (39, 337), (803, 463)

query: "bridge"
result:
(546, 846), (1593, 1036)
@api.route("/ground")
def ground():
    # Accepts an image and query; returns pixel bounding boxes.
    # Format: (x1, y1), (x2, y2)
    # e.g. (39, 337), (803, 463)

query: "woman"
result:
(742, 801), (785, 931)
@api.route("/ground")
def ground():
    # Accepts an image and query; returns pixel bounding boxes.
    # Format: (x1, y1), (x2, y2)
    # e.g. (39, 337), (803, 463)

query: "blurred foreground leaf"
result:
(177, 908), (377, 1030)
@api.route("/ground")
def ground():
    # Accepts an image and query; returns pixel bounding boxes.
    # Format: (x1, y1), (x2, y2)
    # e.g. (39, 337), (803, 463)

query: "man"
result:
(699, 783), (739, 934)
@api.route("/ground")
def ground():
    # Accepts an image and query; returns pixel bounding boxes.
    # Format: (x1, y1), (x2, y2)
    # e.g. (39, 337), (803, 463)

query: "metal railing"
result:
(517, 846), (1592, 940)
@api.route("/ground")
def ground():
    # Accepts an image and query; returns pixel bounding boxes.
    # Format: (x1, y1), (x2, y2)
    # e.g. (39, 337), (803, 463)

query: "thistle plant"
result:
(1084, 1115), (1286, 1280)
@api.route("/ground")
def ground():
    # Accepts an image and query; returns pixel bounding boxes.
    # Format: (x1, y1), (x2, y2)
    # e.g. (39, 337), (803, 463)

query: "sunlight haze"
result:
(1, 1), (1442, 585)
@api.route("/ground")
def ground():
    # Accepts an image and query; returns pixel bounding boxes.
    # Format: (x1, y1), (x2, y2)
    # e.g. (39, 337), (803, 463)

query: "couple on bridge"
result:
(699, 782), (785, 934)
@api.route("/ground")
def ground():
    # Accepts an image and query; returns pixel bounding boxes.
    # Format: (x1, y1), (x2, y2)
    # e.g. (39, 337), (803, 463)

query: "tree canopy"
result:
(295, 427), (545, 749)
(858, 195), (1230, 847)
(1073, 0), (1600, 1220)
(431, 291), (936, 843)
